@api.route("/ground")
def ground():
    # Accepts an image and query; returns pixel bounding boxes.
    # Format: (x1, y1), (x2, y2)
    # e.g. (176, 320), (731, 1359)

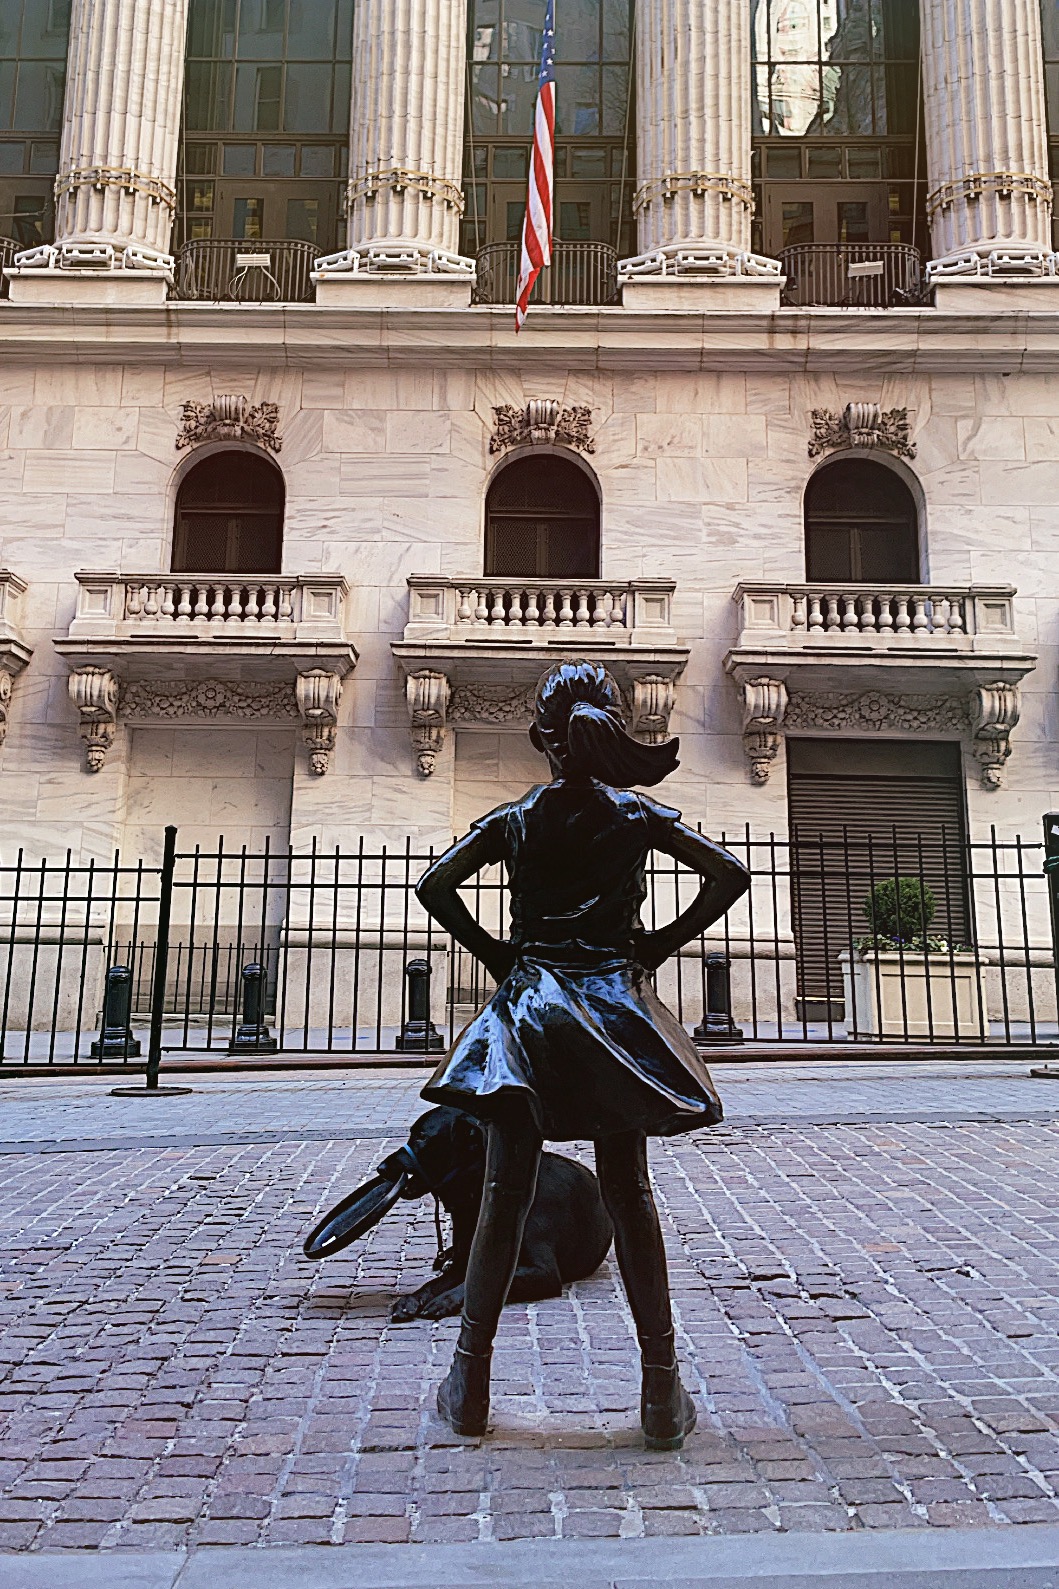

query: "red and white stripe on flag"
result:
(514, 1), (556, 332)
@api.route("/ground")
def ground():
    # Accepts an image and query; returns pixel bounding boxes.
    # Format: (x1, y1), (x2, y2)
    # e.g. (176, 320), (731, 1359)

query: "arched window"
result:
(804, 457), (919, 583)
(173, 451), (284, 574)
(485, 455), (600, 578)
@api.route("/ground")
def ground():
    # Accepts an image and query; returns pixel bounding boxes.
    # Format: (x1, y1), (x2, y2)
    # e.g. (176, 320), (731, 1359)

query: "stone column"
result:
(621, 0), (781, 309)
(314, 0), (474, 306)
(921, 0), (1056, 304)
(8, 0), (189, 304)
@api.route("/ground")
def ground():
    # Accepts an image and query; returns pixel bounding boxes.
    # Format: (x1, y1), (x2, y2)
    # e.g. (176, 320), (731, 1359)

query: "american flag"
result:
(514, 0), (556, 332)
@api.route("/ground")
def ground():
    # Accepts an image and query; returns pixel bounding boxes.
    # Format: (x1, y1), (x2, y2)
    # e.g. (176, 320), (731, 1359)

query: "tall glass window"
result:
(751, 0), (925, 256)
(0, 0), (69, 247)
(178, 0), (354, 251)
(1041, 0), (1059, 247)
(462, 0), (635, 257)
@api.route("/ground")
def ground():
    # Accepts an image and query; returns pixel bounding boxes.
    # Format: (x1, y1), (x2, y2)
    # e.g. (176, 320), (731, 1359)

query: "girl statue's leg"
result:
(594, 1130), (697, 1450)
(436, 1101), (542, 1436)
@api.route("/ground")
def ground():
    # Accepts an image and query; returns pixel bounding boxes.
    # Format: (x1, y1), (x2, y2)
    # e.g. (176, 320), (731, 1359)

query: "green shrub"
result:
(862, 877), (936, 943)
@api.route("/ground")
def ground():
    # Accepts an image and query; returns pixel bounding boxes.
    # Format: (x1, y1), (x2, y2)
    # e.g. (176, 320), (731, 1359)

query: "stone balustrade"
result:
(67, 571), (349, 641)
(403, 575), (678, 647)
(734, 583), (1021, 648)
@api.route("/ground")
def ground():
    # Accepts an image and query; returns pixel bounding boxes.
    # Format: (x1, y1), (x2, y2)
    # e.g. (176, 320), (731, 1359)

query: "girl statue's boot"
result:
(639, 1333), (696, 1451)
(437, 1325), (492, 1437)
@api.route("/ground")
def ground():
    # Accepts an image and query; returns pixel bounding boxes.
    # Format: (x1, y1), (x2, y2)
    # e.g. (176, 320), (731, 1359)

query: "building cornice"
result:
(1, 302), (1058, 372)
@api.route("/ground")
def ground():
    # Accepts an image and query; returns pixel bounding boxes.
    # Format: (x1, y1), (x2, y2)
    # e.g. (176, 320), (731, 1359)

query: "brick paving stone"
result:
(2, 1070), (1059, 1555)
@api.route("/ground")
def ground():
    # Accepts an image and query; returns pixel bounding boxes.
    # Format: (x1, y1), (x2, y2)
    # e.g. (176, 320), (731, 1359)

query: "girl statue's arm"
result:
(416, 828), (516, 985)
(633, 824), (750, 973)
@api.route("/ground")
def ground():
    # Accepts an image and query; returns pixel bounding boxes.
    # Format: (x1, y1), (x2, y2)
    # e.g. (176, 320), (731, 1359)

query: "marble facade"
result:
(0, 302), (1055, 870)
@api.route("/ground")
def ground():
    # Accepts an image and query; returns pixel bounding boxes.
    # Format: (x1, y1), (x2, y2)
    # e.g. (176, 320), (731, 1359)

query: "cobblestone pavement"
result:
(0, 1062), (1057, 1555)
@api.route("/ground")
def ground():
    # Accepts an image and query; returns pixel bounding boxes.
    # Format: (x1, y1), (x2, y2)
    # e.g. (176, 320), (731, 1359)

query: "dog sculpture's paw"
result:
(415, 1288), (464, 1320)
(390, 1293), (422, 1324)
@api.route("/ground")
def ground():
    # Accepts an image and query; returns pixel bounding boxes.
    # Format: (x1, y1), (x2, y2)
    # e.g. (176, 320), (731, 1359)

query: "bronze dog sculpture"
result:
(303, 1105), (614, 1322)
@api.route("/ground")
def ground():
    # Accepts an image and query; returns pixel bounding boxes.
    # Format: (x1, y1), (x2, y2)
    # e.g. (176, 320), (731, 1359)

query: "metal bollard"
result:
(91, 964), (142, 1059)
(395, 957), (445, 1054)
(228, 962), (279, 1054)
(693, 951), (744, 1046)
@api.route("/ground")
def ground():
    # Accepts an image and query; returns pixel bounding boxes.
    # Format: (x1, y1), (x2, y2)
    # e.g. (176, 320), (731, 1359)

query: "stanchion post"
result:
(395, 957), (445, 1054)
(693, 951), (745, 1046)
(91, 965), (141, 1059)
(229, 962), (279, 1054)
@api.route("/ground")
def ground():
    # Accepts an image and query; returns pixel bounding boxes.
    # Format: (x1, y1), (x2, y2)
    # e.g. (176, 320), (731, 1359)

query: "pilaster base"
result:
(932, 276), (1059, 311)
(313, 273), (473, 308)
(5, 269), (169, 307)
(621, 275), (783, 312)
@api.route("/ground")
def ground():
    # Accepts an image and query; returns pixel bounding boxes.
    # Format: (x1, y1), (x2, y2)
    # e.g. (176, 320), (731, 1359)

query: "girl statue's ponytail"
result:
(533, 662), (679, 789)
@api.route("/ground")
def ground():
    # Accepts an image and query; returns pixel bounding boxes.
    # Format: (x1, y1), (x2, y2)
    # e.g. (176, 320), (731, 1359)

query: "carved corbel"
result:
(742, 677), (788, 784)
(69, 666), (118, 772)
(0, 669), (12, 750)
(969, 682), (1020, 789)
(631, 675), (675, 744)
(407, 670), (451, 776)
(295, 669), (343, 775)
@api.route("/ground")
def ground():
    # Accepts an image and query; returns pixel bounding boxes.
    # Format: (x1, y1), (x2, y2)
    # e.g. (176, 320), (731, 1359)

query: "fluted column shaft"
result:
(921, 0), (1052, 264)
(632, 0), (753, 258)
(54, 0), (189, 262)
(347, 0), (468, 259)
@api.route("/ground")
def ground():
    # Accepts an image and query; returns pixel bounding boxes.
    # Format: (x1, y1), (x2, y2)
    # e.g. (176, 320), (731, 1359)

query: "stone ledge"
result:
(6, 1524), (1059, 1588)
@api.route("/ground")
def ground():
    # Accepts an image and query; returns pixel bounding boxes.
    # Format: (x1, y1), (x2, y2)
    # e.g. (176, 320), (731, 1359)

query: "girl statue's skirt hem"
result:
(422, 956), (723, 1142)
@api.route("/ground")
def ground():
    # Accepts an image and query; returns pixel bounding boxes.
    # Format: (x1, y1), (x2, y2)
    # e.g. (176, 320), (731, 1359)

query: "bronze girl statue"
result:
(417, 660), (750, 1448)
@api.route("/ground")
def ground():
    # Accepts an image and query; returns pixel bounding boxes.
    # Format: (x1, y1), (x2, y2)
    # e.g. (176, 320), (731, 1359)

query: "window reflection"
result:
(463, 0), (634, 255)
(751, 0), (924, 255)
(178, 0), (353, 250)
(752, 0), (915, 136)
(0, 1), (71, 243)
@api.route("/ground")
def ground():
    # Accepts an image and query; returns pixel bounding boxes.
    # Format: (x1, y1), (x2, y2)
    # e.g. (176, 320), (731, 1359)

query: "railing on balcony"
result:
(67, 572), (349, 643)
(403, 574), (678, 648)
(173, 239), (318, 303)
(473, 240), (619, 306)
(779, 243), (923, 308)
(0, 237), (18, 299)
(125, 578), (309, 625)
(734, 582), (1021, 648)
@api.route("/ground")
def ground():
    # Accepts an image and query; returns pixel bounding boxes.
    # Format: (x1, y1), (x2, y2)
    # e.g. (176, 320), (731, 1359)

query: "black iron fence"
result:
(0, 237), (17, 299)
(1, 824), (1056, 1071)
(779, 243), (924, 308)
(474, 240), (620, 307)
(173, 238), (317, 302)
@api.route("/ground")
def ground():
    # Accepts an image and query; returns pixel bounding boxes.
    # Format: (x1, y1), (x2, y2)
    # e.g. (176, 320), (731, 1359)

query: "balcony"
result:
(473, 240), (619, 306)
(779, 243), (924, 308)
(392, 575), (689, 774)
(54, 572), (358, 775)
(724, 581), (1037, 787)
(173, 239), (317, 303)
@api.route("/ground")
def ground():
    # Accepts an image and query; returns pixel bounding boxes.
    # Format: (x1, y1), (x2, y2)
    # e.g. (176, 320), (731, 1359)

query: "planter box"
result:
(839, 950), (988, 1039)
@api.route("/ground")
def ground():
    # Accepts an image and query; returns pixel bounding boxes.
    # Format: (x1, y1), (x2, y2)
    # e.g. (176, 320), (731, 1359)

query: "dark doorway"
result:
(805, 457), (919, 582)
(787, 738), (970, 1019)
(485, 455), (600, 578)
(173, 452), (284, 574)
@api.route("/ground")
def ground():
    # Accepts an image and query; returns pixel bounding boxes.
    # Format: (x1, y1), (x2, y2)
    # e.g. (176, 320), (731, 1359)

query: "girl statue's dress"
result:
(423, 777), (724, 1142)
(416, 661), (750, 1448)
